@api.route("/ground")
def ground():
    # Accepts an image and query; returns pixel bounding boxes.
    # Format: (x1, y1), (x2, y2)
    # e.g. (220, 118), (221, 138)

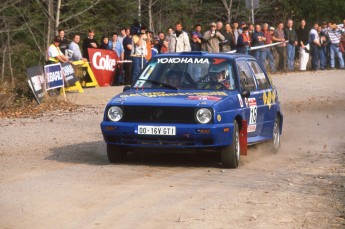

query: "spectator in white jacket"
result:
(168, 22), (191, 52)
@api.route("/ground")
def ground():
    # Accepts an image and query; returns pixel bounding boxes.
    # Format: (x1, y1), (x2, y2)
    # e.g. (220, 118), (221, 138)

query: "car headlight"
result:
(196, 108), (212, 124)
(107, 106), (123, 122)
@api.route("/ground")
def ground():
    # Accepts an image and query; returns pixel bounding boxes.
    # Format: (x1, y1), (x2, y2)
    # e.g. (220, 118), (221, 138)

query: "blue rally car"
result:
(101, 52), (283, 168)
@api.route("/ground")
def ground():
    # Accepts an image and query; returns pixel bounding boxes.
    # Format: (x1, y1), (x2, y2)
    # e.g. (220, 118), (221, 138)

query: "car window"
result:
(133, 57), (236, 90)
(236, 60), (257, 91)
(248, 60), (270, 90)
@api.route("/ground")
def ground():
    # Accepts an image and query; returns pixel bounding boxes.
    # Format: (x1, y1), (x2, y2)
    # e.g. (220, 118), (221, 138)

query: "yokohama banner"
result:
(88, 48), (119, 86)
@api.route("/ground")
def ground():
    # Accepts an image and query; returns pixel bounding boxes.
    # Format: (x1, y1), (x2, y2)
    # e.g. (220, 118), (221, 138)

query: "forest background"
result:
(0, 0), (344, 108)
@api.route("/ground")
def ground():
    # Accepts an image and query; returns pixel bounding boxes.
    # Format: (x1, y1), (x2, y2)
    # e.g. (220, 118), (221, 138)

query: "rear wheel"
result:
(107, 144), (127, 163)
(270, 116), (281, 153)
(221, 121), (240, 168)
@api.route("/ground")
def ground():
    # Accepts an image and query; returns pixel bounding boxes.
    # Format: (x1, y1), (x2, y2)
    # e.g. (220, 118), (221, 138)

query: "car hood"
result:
(108, 89), (231, 107)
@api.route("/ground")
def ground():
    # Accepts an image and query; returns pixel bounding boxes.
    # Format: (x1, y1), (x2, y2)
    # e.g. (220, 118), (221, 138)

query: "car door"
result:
(247, 60), (276, 139)
(235, 59), (264, 138)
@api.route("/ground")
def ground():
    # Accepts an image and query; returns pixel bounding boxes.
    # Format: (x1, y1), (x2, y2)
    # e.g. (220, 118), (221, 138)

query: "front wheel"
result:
(107, 144), (127, 163)
(221, 120), (240, 168)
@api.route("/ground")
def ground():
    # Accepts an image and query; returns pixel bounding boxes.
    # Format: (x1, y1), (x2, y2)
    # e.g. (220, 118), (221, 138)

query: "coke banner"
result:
(88, 48), (119, 86)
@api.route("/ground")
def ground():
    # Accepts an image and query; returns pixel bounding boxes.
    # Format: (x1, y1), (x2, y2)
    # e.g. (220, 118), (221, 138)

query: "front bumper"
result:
(101, 121), (233, 149)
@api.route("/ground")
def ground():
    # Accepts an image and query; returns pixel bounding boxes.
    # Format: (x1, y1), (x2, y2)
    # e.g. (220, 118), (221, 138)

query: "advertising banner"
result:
(44, 63), (64, 90)
(26, 65), (46, 104)
(88, 48), (119, 86)
(61, 62), (78, 87)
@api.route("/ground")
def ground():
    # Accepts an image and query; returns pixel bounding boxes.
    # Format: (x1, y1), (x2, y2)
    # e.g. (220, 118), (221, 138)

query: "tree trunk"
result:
(1, 46), (6, 82)
(148, 0), (154, 32)
(7, 29), (14, 86)
(55, 0), (61, 30)
(222, 0), (233, 23)
(46, 0), (54, 55)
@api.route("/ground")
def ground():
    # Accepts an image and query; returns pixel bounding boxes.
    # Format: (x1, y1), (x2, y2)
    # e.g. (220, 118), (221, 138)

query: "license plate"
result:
(137, 125), (176, 136)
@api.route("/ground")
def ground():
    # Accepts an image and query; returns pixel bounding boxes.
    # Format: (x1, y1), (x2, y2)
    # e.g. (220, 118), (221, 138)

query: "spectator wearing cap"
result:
(296, 19), (310, 71)
(203, 22), (225, 53)
(327, 23), (344, 69)
(272, 22), (286, 72)
(236, 26), (251, 54)
(46, 36), (69, 64)
(262, 23), (276, 72)
(168, 22), (191, 52)
(82, 28), (98, 61)
(190, 32), (202, 51)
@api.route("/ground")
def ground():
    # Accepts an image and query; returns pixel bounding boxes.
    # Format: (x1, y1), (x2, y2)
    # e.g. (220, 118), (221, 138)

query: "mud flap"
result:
(240, 120), (248, 156)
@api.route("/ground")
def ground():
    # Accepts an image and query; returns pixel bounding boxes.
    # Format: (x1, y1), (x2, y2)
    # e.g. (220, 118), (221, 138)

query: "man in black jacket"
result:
(296, 19), (310, 71)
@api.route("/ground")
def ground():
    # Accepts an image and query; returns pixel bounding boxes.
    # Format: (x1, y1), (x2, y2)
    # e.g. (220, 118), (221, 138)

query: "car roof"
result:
(154, 51), (254, 61)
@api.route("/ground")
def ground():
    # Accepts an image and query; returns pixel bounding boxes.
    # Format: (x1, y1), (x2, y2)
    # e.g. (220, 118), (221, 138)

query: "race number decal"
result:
(247, 98), (257, 132)
(248, 98), (257, 125)
(249, 106), (257, 124)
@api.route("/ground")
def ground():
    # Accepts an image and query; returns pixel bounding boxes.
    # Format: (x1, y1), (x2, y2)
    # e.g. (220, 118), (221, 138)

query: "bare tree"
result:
(147, 0), (159, 32)
(221, 0), (233, 23)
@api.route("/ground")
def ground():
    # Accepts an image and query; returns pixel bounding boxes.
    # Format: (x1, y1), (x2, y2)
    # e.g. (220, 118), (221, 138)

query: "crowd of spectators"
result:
(47, 18), (345, 85)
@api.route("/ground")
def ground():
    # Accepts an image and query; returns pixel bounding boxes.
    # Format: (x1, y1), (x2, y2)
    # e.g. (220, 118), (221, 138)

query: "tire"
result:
(270, 116), (281, 153)
(221, 120), (240, 168)
(107, 144), (127, 163)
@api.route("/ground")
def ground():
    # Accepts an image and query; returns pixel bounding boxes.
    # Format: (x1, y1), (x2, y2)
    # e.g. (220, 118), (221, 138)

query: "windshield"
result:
(133, 56), (236, 90)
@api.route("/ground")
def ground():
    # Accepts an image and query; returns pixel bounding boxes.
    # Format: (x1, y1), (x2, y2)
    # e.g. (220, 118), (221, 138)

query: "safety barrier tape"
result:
(227, 41), (288, 53)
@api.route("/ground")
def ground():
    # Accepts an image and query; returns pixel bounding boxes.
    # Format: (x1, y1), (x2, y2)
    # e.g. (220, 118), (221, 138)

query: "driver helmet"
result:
(208, 61), (229, 82)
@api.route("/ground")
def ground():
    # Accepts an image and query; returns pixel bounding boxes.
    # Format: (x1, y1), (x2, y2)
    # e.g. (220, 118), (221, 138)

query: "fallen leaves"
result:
(0, 98), (80, 119)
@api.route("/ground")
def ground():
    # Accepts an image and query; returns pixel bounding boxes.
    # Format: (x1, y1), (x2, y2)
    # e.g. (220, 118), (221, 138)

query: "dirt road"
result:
(0, 70), (344, 228)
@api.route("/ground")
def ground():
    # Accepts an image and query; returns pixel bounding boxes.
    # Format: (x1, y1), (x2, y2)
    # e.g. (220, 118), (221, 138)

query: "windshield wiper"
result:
(142, 79), (179, 90)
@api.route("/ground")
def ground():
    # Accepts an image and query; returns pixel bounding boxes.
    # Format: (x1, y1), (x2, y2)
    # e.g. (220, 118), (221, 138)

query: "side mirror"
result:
(241, 89), (250, 98)
(123, 85), (130, 92)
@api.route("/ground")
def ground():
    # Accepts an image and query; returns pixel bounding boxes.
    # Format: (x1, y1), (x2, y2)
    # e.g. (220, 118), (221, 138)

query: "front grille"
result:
(121, 106), (199, 124)
(105, 135), (196, 146)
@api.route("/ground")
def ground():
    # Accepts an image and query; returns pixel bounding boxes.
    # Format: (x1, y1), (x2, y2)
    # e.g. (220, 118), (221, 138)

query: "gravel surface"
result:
(0, 70), (344, 228)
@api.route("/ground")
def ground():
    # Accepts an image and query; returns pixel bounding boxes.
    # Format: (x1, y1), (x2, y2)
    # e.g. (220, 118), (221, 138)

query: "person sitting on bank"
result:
(46, 36), (69, 64)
